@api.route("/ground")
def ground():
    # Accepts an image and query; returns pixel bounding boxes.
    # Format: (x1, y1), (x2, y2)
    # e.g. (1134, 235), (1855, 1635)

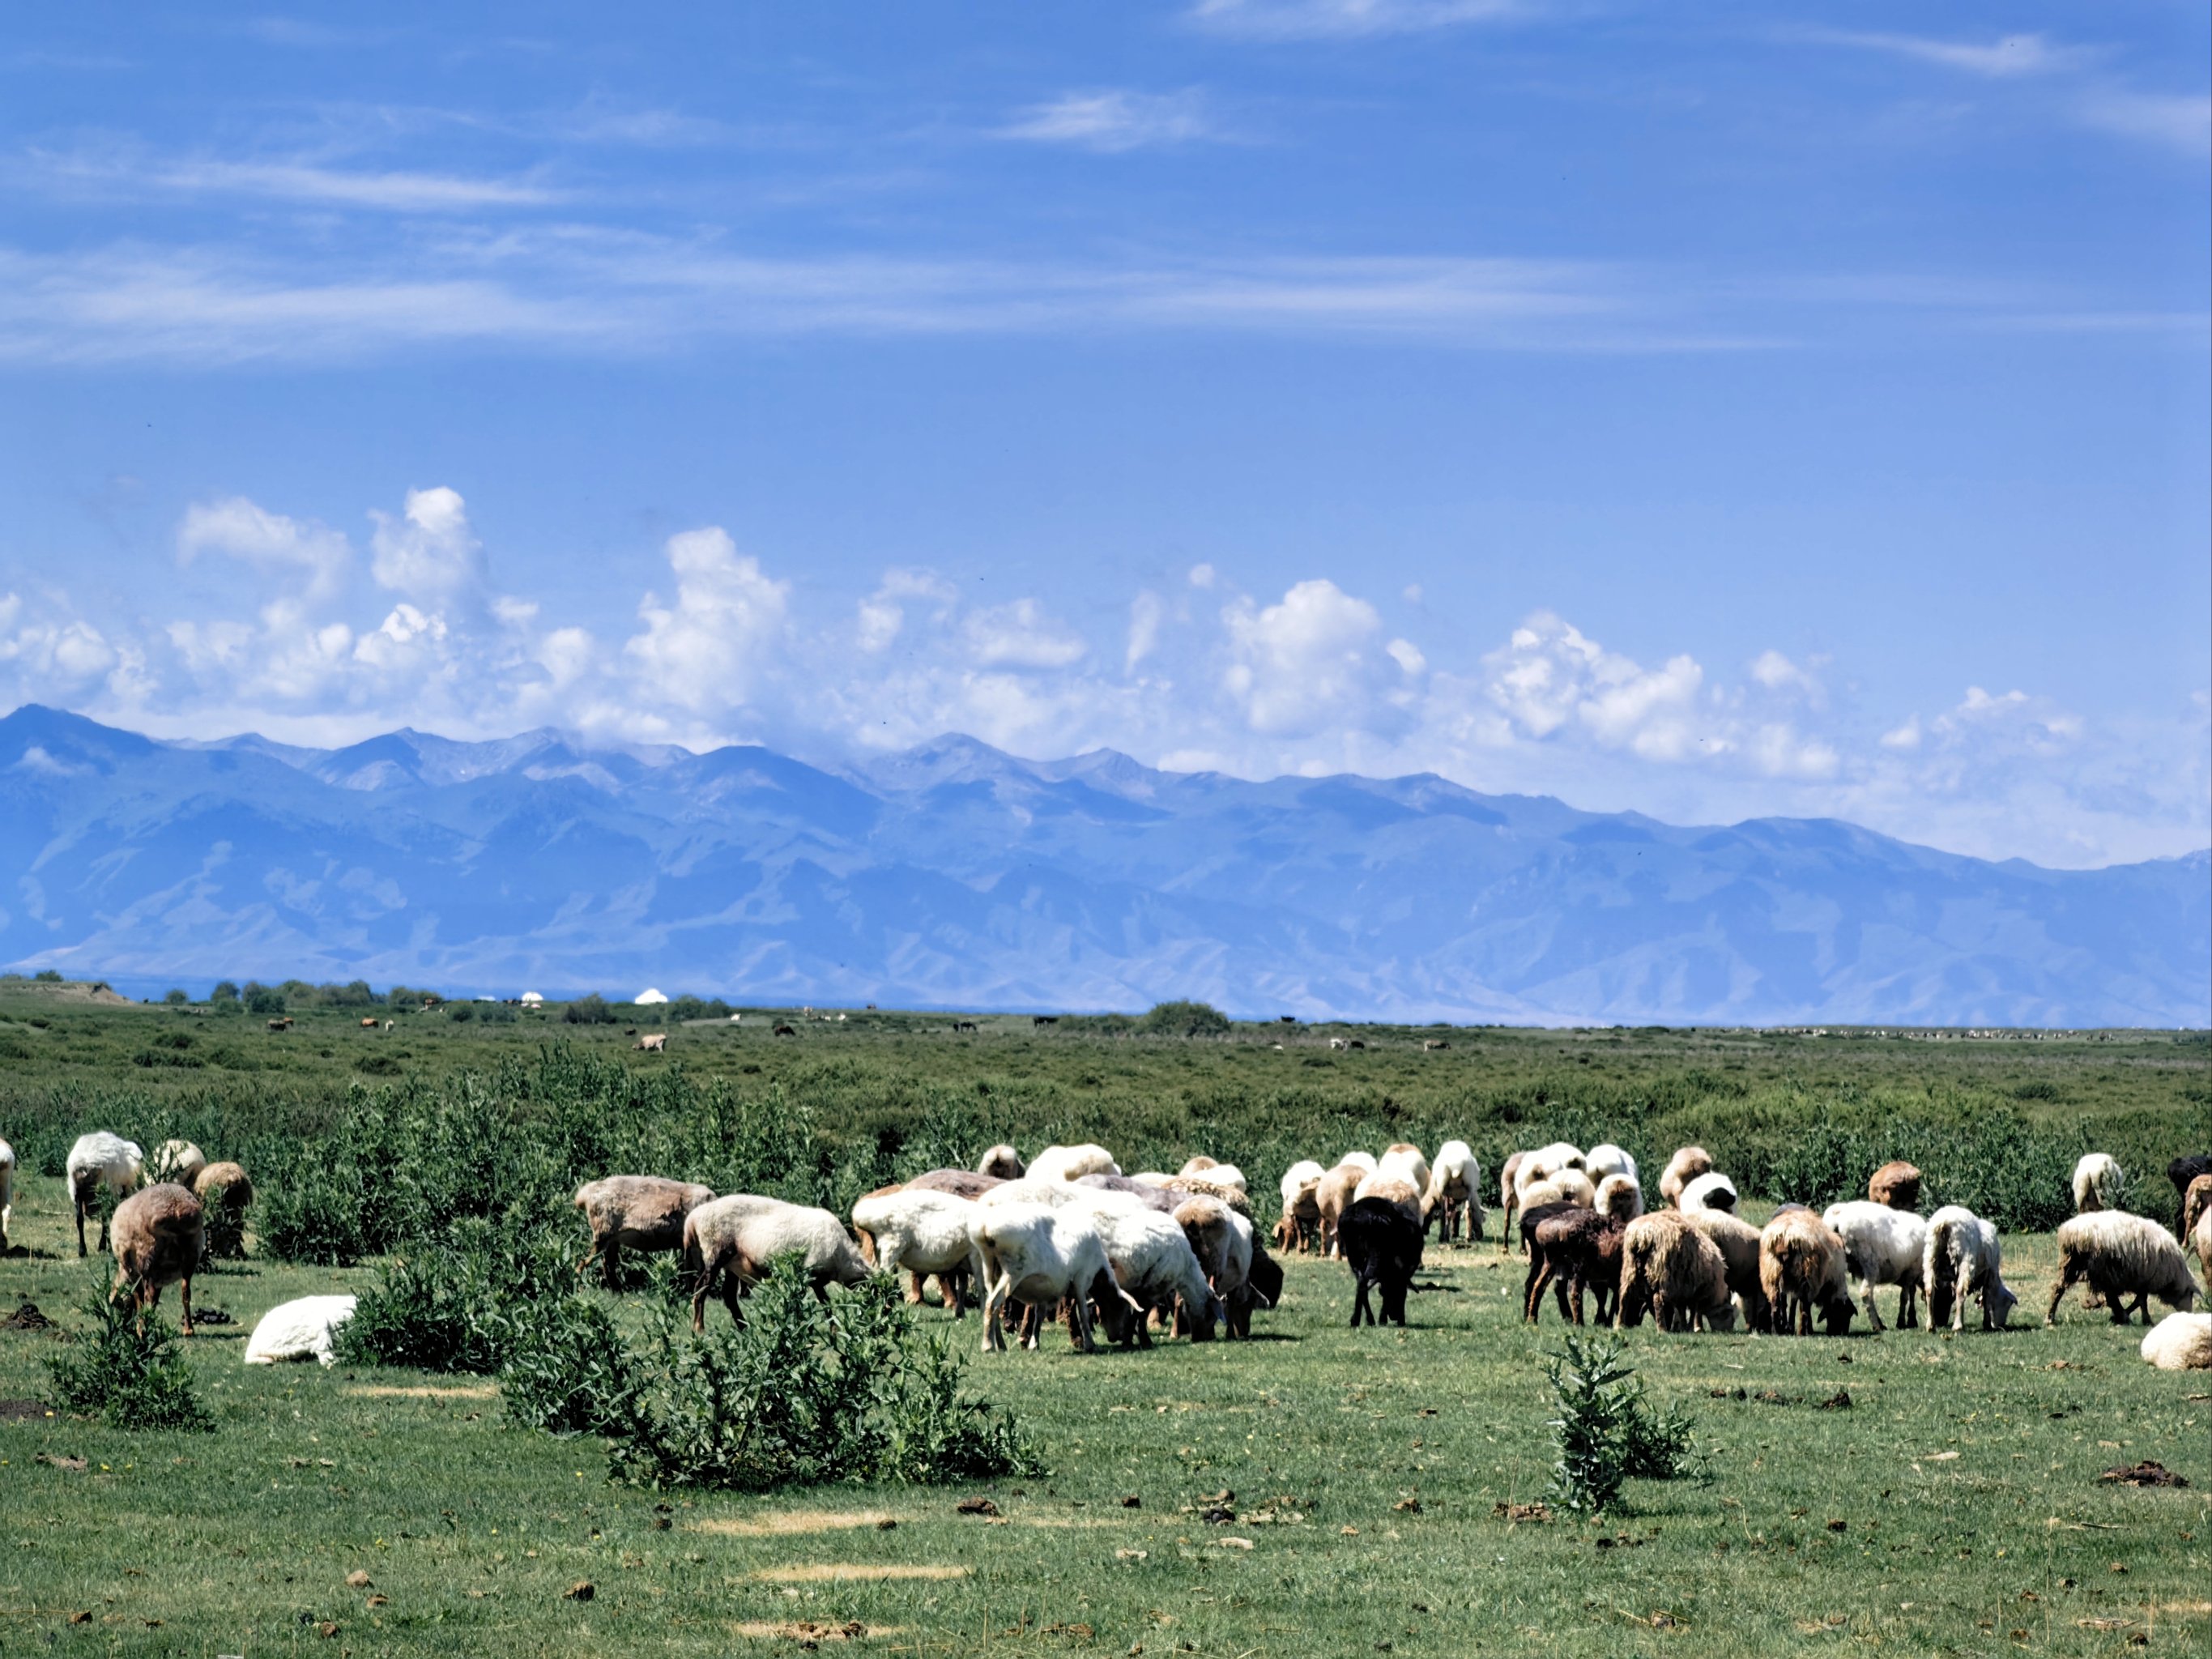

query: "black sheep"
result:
(1339, 1196), (1423, 1328)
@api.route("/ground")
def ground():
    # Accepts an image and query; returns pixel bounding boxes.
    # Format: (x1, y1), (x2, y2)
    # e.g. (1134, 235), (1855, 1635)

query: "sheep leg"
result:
(177, 1272), (194, 1337)
(946, 1267), (969, 1320)
(904, 1270), (927, 1306)
(981, 1277), (1007, 1353)
(75, 1198), (89, 1259)
(721, 1272), (748, 1328)
(1522, 1252), (1549, 1323)
(601, 1238), (624, 1290)
(1562, 1270), (1583, 1326)
(1350, 1273), (1372, 1328)
(1895, 1280), (1917, 1330)
(2043, 1258), (2080, 1326)
(1858, 1277), (1886, 1333)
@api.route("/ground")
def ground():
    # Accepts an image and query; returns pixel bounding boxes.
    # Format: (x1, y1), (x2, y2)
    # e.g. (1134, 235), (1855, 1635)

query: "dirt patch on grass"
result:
(696, 1512), (898, 1537)
(752, 1566), (968, 1583)
(0, 1398), (51, 1422)
(732, 1620), (905, 1642)
(1, 1300), (56, 1332)
(344, 1384), (500, 1400)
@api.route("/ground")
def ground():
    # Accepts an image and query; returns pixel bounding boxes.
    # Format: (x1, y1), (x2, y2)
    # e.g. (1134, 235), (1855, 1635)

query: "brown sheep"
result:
(1868, 1160), (1923, 1212)
(1314, 1162), (1367, 1257)
(1682, 1209), (1771, 1332)
(192, 1160), (254, 1211)
(573, 1175), (715, 1286)
(1760, 1209), (1856, 1336)
(2180, 1174), (2212, 1252)
(109, 1183), (205, 1334)
(1657, 1145), (1714, 1209)
(1617, 1211), (1733, 1332)
(1524, 1209), (1624, 1326)
(908, 1168), (1008, 1201)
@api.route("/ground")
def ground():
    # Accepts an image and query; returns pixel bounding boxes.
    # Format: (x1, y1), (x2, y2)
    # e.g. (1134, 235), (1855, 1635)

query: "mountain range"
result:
(2, 705), (2204, 1026)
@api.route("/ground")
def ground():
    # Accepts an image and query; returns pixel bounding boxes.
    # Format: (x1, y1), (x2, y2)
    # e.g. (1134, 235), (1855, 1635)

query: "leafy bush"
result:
(563, 994), (617, 1026)
(34, 968), (62, 983)
(334, 1218), (574, 1374)
(1138, 1000), (1231, 1038)
(45, 1277), (214, 1433)
(258, 1164), (369, 1266)
(1542, 1333), (1702, 1515)
(596, 1259), (1038, 1492)
(163, 988), (189, 1005)
(208, 979), (240, 1006)
(243, 983), (286, 1016)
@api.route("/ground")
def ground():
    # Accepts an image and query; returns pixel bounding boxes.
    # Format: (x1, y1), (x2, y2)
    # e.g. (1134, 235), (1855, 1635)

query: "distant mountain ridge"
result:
(2, 705), (2205, 1026)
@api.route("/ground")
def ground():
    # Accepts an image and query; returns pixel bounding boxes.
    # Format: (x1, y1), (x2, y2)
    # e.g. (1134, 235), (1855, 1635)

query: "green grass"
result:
(0, 989), (2207, 1654)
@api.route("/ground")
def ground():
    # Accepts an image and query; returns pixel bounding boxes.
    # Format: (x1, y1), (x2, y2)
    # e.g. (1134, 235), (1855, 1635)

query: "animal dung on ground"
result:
(954, 1497), (999, 1516)
(562, 1580), (595, 1601)
(2099, 1461), (2189, 1488)
(344, 1571), (371, 1588)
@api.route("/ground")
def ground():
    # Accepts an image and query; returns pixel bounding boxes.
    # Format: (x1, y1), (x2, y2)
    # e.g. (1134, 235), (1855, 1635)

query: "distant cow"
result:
(360, 1017), (378, 1029)
(956, 1020), (978, 1034)
(1329, 1038), (1348, 1051)
(1422, 1039), (1450, 1052)
(1033, 1015), (1059, 1026)
(266, 1017), (292, 1032)
(773, 1022), (798, 1037)
(1347, 1039), (1367, 1051)
(633, 1032), (667, 1053)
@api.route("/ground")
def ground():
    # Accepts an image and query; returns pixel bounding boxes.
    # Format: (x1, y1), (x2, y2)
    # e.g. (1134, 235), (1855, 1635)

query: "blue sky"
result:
(0, 1), (2205, 868)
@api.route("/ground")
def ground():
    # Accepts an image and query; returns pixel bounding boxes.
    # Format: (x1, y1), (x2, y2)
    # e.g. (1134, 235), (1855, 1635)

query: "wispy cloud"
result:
(32, 148), (562, 211)
(1190, 0), (1519, 41)
(2073, 90), (2211, 159)
(1805, 30), (2087, 80)
(999, 89), (1221, 153)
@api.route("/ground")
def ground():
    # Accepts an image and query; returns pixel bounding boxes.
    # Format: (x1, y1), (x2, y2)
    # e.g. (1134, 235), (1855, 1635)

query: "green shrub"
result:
(45, 1277), (214, 1433)
(334, 1218), (576, 1375)
(163, 988), (189, 1006)
(562, 994), (617, 1026)
(1542, 1332), (1702, 1515)
(208, 980), (239, 1006)
(1138, 1000), (1231, 1038)
(34, 968), (62, 983)
(598, 1259), (1038, 1492)
(243, 983), (285, 1016)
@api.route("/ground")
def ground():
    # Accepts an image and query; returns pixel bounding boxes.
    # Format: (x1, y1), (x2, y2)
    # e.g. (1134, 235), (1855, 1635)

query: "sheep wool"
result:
(245, 1294), (360, 1367)
(2141, 1311), (2212, 1371)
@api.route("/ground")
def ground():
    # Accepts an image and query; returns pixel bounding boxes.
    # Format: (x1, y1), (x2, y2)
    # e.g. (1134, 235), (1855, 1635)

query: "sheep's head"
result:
(1987, 1282), (2018, 1328)
(1819, 1290), (1858, 1336)
(1185, 1290), (1221, 1341)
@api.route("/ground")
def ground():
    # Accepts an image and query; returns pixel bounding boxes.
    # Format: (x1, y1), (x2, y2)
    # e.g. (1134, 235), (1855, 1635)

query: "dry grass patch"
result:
(752, 1565), (969, 1583)
(345, 1383), (500, 1399)
(694, 1511), (898, 1537)
(732, 1620), (904, 1643)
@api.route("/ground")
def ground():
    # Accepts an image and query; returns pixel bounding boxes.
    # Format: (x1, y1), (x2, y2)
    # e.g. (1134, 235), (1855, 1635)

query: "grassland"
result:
(0, 983), (2208, 1656)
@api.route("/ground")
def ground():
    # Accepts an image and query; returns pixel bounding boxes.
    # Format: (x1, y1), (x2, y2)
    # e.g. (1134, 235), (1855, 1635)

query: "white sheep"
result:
(1378, 1143), (1430, 1197)
(1678, 1171), (1739, 1216)
(1584, 1144), (1639, 1187)
(244, 1294), (359, 1367)
(66, 1132), (145, 1256)
(1353, 1171), (1426, 1233)
(1594, 1172), (1644, 1222)
(1027, 1143), (1121, 1183)
(1922, 1206), (2017, 1332)
(0, 1137), (14, 1252)
(1277, 1159), (1328, 1252)
(1822, 1200), (1929, 1332)
(851, 1188), (982, 1319)
(1548, 1170), (1599, 1211)
(1519, 1141), (1586, 1186)
(1425, 1141), (1484, 1243)
(1087, 1204), (1221, 1343)
(978, 1175), (1090, 1210)
(970, 1202), (1139, 1354)
(1658, 1145), (1714, 1209)
(1202, 1163), (1248, 1196)
(976, 1144), (1026, 1179)
(1336, 1150), (1379, 1175)
(2045, 1212), (2200, 1327)
(2071, 1154), (2124, 1213)
(681, 1195), (874, 1332)
(2140, 1311), (2212, 1371)
(150, 1140), (207, 1187)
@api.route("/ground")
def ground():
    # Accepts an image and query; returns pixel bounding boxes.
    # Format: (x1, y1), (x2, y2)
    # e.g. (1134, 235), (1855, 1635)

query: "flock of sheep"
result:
(9, 1123), (2210, 1375)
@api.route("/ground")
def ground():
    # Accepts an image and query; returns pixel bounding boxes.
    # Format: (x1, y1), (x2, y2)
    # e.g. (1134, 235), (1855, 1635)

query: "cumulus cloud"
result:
(1485, 612), (1705, 757)
(623, 527), (791, 716)
(177, 496), (352, 604)
(1221, 578), (1403, 737)
(369, 486), (485, 602)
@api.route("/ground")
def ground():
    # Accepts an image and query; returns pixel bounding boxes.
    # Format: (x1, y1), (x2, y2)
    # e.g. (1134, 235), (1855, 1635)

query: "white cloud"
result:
(1879, 714), (1921, 751)
(1385, 638), (1426, 676)
(1187, 563), (1217, 590)
(964, 599), (1088, 670)
(369, 486), (485, 602)
(1190, 0), (1519, 41)
(1222, 578), (1395, 737)
(1808, 31), (2083, 80)
(999, 89), (1221, 153)
(2074, 91), (2212, 159)
(1749, 648), (1817, 694)
(34, 149), (560, 211)
(623, 527), (791, 715)
(177, 496), (352, 603)
(1126, 591), (1167, 673)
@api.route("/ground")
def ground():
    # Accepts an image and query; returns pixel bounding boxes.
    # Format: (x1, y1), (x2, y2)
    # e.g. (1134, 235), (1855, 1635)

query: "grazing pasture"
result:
(0, 984), (2206, 1655)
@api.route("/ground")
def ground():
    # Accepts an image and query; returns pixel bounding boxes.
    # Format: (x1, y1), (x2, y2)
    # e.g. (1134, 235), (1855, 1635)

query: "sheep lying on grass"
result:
(67, 1132), (144, 1256)
(110, 1183), (204, 1334)
(573, 1175), (715, 1287)
(682, 1196), (873, 1332)
(1761, 1209), (1856, 1337)
(2140, 1311), (2212, 1371)
(245, 1294), (358, 1366)
(1923, 1206), (2017, 1332)
(1339, 1196), (1423, 1328)
(1822, 1200), (1929, 1333)
(2045, 1212), (2199, 1327)
(1658, 1145), (1714, 1209)
(1617, 1211), (1734, 1333)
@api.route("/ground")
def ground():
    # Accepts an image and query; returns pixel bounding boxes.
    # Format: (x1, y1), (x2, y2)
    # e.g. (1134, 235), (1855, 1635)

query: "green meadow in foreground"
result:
(0, 987), (2206, 1655)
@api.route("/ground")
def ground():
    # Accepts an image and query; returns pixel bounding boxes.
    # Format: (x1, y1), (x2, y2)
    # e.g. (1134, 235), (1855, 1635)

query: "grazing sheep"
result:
(1760, 1209), (1857, 1336)
(66, 1132), (144, 1256)
(1617, 1212), (1735, 1333)
(1518, 1141), (1585, 1189)
(1867, 1160), (1923, 1213)
(1337, 1150), (1379, 1175)
(2045, 1212), (2200, 1327)
(573, 1175), (716, 1287)
(1315, 1162), (1369, 1257)
(244, 1294), (358, 1367)
(1822, 1201), (1929, 1332)
(1658, 1145), (1714, 1209)
(1162, 1174), (1255, 1220)
(1238, 1243), (1285, 1338)
(109, 1183), (204, 1334)
(1922, 1206), (2017, 1332)
(907, 1169), (1007, 1201)
(1524, 1208), (1624, 1326)
(1078, 1172), (1183, 1213)
(1498, 1150), (1528, 1253)
(1353, 1171), (1425, 1234)
(1277, 1158), (1328, 1252)
(2140, 1311), (2212, 1371)
(1379, 1143), (1431, 1198)
(978, 1176), (1092, 1210)
(0, 1137), (13, 1252)
(150, 1140), (207, 1187)
(2071, 1153), (2124, 1213)
(1548, 1169), (1599, 1211)
(1339, 1196), (1424, 1328)
(970, 1203), (1140, 1354)
(1178, 1155), (1219, 1175)
(633, 1032), (667, 1053)
(1200, 1163), (1249, 1196)
(193, 1160), (252, 1209)
(2167, 1155), (2212, 1220)
(1028, 1143), (1121, 1184)
(1584, 1144), (1639, 1187)
(1594, 1172), (1644, 1223)
(1678, 1171), (1739, 1216)
(1093, 1205), (1220, 1345)
(1425, 1141), (1483, 1243)
(2180, 1175), (2212, 1252)
(681, 1196), (874, 1332)
(1682, 1209), (1771, 1331)
(976, 1145), (1026, 1180)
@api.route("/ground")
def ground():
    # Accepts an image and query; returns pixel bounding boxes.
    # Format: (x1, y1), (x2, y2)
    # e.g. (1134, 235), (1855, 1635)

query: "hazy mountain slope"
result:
(2, 706), (2203, 1026)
